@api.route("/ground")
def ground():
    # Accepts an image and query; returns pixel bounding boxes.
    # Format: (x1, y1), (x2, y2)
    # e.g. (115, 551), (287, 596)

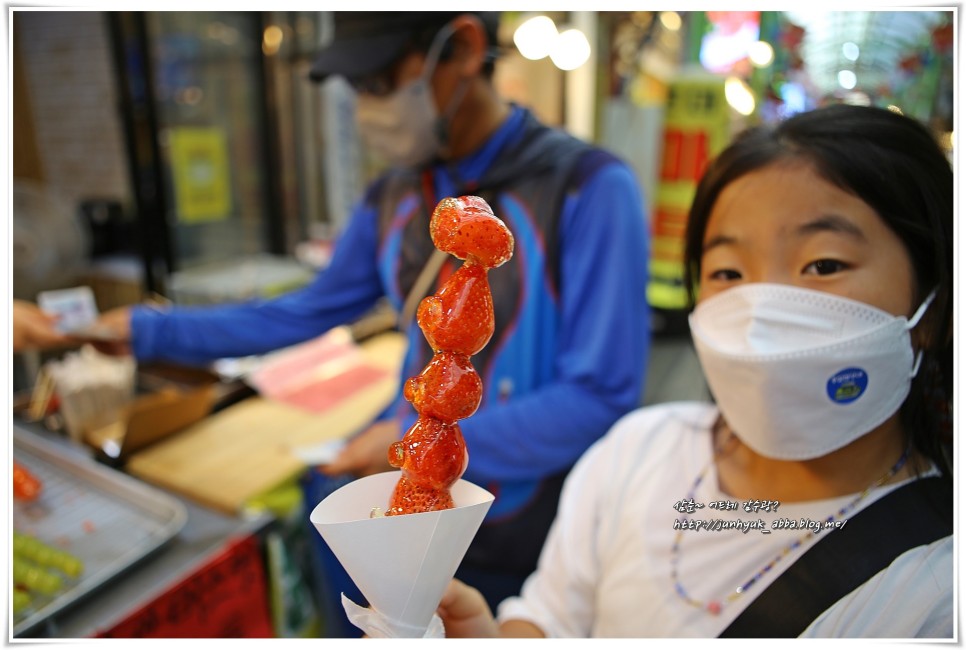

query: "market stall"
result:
(12, 328), (406, 638)
(13, 422), (274, 638)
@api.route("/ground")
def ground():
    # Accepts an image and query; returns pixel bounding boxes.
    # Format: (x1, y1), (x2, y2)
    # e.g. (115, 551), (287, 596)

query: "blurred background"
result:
(6, 10), (957, 639)
(11, 9), (954, 316)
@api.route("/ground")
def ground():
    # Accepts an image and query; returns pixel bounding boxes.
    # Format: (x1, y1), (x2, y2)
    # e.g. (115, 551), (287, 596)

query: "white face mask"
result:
(688, 283), (935, 460)
(354, 22), (468, 169)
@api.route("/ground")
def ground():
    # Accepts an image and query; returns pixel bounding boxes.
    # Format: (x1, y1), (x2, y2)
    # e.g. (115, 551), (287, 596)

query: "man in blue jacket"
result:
(95, 11), (649, 630)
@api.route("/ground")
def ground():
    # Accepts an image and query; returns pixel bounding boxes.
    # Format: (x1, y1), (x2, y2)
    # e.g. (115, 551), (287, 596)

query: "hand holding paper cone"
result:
(310, 473), (494, 637)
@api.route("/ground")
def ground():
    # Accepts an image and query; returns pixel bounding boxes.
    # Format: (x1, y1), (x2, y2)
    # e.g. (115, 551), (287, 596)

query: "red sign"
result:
(97, 535), (274, 638)
(661, 129), (711, 182)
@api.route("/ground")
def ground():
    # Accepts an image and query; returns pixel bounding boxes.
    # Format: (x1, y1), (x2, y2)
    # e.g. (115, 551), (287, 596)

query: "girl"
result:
(437, 104), (953, 638)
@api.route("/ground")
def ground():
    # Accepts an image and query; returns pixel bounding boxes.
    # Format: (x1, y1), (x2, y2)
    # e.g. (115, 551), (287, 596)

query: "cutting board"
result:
(125, 331), (406, 515)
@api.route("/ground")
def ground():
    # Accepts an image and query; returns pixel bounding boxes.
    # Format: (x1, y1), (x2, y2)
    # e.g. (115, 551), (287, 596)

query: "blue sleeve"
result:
(461, 162), (651, 483)
(131, 202), (385, 366)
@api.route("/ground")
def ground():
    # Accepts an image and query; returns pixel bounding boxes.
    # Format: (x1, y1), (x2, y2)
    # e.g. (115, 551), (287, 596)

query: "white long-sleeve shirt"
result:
(497, 402), (953, 638)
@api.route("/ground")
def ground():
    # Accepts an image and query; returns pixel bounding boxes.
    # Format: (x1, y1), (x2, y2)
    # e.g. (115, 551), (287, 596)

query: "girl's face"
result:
(698, 161), (915, 318)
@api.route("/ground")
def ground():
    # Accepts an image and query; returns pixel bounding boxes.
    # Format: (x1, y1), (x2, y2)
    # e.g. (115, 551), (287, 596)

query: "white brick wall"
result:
(16, 11), (131, 211)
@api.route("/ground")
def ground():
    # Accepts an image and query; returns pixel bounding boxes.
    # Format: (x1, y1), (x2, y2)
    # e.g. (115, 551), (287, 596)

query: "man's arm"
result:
(112, 202), (385, 366)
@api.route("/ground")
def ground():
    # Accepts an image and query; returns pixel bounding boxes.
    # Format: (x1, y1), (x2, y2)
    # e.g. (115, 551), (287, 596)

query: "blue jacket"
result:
(131, 106), (650, 573)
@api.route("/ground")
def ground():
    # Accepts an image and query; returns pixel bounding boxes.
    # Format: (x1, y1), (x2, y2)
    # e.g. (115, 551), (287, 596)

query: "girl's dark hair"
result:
(683, 104), (953, 475)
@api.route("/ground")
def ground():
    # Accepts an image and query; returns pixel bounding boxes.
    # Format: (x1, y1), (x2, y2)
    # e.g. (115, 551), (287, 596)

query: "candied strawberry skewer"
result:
(428, 195), (514, 268)
(13, 462), (42, 502)
(386, 196), (514, 516)
(416, 263), (494, 355)
(403, 352), (484, 423)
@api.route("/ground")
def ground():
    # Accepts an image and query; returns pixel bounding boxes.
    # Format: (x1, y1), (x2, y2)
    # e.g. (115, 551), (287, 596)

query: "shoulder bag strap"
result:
(398, 248), (448, 332)
(720, 476), (952, 638)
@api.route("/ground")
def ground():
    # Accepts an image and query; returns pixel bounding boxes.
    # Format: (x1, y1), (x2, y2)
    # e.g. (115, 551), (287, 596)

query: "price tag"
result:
(37, 286), (98, 334)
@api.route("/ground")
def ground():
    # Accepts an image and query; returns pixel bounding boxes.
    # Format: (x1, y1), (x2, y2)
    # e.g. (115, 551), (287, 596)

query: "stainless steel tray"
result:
(12, 426), (188, 636)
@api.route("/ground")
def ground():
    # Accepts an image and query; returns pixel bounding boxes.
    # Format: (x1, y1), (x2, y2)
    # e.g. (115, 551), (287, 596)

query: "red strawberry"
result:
(387, 417), (467, 515)
(404, 352), (482, 423)
(417, 262), (494, 355)
(386, 476), (455, 515)
(430, 196), (514, 269)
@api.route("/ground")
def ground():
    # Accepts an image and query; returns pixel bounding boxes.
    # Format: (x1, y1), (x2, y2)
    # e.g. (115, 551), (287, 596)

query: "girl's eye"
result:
(706, 268), (742, 282)
(803, 259), (848, 276)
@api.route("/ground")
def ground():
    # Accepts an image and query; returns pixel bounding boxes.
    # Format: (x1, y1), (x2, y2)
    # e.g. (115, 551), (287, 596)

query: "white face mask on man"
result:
(354, 22), (469, 169)
(689, 283), (935, 460)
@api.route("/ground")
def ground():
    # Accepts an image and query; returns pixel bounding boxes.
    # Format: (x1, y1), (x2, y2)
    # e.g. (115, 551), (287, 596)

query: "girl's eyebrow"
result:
(796, 214), (867, 240)
(702, 214), (866, 254)
(702, 233), (736, 254)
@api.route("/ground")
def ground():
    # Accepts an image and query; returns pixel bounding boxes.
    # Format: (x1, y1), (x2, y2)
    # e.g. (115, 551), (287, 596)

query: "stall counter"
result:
(12, 419), (275, 639)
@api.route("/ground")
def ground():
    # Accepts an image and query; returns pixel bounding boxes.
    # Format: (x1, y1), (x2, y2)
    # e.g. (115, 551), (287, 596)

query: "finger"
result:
(317, 462), (344, 477)
(437, 579), (463, 611)
(24, 330), (70, 349)
(362, 455), (393, 477)
(318, 449), (357, 476)
(89, 340), (132, 356)
(41, 334), (74, 348)
(437, 579), (487, 620)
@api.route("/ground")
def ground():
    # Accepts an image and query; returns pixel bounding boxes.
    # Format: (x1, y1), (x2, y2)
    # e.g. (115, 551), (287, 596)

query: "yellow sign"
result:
(169, 127), (231, 223)
(648, 75), (733, 311)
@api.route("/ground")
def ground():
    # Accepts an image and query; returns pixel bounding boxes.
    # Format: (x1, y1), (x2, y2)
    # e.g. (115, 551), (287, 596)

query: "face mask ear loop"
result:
(907, 289), (937, 330)
(435, 77), (470, 149)
(422, 21), (458, 83)
(909, 350), (925, 379)
(420, 21), (470, 152)
(907, 288), (937, 379)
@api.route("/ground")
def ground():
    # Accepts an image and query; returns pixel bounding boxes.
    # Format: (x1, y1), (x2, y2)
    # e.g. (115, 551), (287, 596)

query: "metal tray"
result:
(12, 426), (188, 636)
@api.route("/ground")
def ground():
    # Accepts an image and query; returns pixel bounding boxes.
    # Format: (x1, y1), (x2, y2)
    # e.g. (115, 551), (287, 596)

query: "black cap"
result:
(309, 11), (500, 83)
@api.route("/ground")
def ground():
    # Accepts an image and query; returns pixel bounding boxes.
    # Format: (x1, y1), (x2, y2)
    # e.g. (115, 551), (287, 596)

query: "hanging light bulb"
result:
(513, 15), (558, 60)
(747, 40), (774, 68)
(263, 25), (283, 56)
(659, 12), (682, 32)
(550, 27), (591, 71)
(838, 70), (857, 90)
(725, 77), (756, 116)
(842, 42), (860, 62)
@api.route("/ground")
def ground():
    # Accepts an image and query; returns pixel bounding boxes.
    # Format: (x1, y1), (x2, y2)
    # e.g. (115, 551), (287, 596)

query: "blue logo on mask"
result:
(826, 367), (868, 404)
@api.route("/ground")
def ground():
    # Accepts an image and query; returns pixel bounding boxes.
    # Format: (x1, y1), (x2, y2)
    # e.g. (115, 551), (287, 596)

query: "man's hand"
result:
(436, 579), (500, 638)
(12, 300), (75, 352)
(320, 419), (400, 477)
(84, 306), (133, 356)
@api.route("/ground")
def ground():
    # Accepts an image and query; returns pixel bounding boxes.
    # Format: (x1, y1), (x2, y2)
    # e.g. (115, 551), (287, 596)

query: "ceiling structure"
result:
(784, 10), (949, 97)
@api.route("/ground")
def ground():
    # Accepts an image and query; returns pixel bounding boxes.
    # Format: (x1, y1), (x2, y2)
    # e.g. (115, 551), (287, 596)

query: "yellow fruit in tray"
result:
(13, 589), (31, 614)
(13, 531), (83, 578)
(13, 557), (63, 596)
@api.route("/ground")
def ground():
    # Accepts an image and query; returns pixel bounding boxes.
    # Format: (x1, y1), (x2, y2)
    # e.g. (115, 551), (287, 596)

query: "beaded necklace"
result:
(670, 436), (911, 617)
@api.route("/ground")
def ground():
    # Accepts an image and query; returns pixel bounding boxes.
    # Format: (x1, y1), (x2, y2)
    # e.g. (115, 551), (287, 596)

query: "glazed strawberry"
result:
(387, 418), (467, 515)
(416, 263), (494, 355)
(430, 196), (514, 269)
(13, 462), (41, 501)
(386, 475), (455, 515)
(404, 352), (482, 423)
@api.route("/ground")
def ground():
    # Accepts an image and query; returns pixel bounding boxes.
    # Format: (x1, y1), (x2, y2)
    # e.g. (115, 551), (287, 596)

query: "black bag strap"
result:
(720, 476), (952, 638)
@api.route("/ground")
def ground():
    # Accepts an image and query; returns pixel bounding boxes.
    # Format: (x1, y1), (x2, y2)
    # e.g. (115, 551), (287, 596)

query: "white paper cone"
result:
(310, 471), (494, 637)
